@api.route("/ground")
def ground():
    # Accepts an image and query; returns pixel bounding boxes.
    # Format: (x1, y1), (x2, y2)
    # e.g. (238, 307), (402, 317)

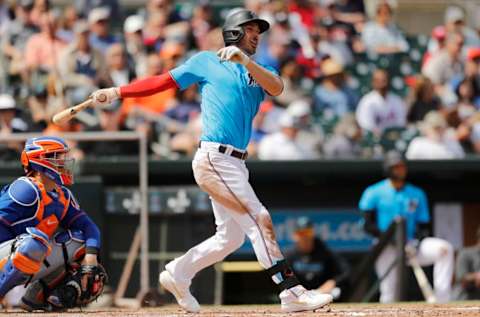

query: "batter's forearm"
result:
(245, 61), (283, 96)
(119, 72), (179, 98)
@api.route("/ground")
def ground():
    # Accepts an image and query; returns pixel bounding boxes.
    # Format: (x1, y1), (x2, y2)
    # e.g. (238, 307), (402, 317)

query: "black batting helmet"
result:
(222, 9), (270, 46)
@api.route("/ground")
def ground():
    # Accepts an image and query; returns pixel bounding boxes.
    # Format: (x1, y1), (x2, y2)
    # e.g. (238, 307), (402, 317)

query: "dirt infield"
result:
(3, 303), (480, 317)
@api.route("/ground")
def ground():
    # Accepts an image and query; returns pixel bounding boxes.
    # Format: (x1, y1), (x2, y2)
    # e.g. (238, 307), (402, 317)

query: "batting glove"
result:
(217, 46), (250, 66)
(90, 87), (121, 106)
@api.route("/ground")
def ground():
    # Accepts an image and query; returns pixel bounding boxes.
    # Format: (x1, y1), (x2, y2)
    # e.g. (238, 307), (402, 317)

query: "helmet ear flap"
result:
(223, 26), (245, 46)
(21, 151), (31, 174)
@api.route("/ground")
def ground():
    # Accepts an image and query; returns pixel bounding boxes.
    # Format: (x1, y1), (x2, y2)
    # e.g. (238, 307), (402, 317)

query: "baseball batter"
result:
(91, 9), (332, 313)
(0, 136), (107, 311)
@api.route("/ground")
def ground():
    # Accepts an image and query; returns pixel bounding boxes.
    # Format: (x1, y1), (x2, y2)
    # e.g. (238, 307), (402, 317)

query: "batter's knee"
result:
(215, 231), (245, 253)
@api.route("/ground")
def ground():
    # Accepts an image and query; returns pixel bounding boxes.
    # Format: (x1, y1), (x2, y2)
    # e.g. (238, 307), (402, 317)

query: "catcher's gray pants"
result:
(0, 230), (86, 304)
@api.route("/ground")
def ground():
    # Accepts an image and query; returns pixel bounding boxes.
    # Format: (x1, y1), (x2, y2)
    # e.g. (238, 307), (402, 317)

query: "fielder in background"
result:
(358, 151), (454, 303)
(0, 136), (107, 311)
(90, 8), (332, 313)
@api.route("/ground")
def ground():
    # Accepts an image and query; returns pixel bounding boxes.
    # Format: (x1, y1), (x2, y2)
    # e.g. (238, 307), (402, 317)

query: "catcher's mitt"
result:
(47, 264), (108, 310)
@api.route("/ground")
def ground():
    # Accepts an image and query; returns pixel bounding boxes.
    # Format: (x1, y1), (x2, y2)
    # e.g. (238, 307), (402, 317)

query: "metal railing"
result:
(347, 217), (407, 302)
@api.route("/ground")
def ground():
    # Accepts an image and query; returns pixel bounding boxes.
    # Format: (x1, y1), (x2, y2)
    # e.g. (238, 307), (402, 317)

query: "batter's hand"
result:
(217, 46), (250, 66)
(90, 87), (121, 106)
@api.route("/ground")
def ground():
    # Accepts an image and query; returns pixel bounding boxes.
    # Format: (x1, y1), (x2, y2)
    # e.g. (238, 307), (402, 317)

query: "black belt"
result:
(199, 142), (248, 160)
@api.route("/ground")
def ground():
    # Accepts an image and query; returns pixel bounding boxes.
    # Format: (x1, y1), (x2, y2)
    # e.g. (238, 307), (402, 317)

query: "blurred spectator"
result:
(24, 10), (66, 72)
(105, 43), (136, 87)
(356, 69), (406, 135)
(454, 79), (476, 121)
(160, 41), (186, 70)
(454, 226), (480, 300)
(359, 151), (454, 303)
(406, 111), (464, 159)
(203, 27), (224, 52)
(314, 58), (358, 117)
(422, 32), (464, 106)
(442, 6), (480, 49)
(407, 75), (441, 123)
(323, 113), (363, 159)
(88, 7), (119, 54)
(312, 19), (353, 66)
(460, 48), (480, 108)
(1, 0), (38, 79)
(165, 85), (200, 124)
(0, 0), (12, 35)
(190, 2), (216, 51)
(469, 119), (480, 155)
(288, 99), (323, 153)
(329, 0), (366, 37)
(30, 0), (50, 27)
(74, 0), (121, 22)
(423, 26), (446, 67)
(361, 0), (408, 55)
(288, 0), (315, 30)
(255, 27), (292, 71)
(140, 0), (183, 25)
(58, 20), (107, 105)
(275, 59), (309, 107)
(285, 216), (350, 300)
(258, 112), (319, 160)
(120, 53), (176, 124)
(123, 14), (148, 77)
(0, 94), (27, 160)
(56, 5), (78, 43)
(143, 10), (168, 52)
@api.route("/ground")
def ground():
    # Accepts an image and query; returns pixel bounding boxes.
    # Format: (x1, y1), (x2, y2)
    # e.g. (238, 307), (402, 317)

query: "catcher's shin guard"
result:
(0, 228), (50, 297)
(266, 259), (300, 291)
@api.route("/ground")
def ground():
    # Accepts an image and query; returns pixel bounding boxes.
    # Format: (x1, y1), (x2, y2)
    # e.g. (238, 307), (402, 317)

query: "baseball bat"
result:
(409, 253), (437, 303)
(52, 98), (93, 124)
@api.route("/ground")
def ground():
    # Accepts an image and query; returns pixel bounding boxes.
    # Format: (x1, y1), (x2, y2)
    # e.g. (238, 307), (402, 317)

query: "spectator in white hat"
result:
(88, 6), (119, 54)
(258, 112), (319, 160)
(406, 111), (464, 159)
(124, 15), (148, 77)
(361, 0), (409, 54)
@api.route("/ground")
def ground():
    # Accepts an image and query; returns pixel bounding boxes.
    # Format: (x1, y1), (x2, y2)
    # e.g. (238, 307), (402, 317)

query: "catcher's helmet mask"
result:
(222, 9), (270, 47)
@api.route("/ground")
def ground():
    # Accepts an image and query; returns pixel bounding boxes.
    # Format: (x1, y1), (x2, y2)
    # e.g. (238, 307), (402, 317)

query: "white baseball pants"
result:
(375, 237), (454, 303)
(165, 142), (285, 289)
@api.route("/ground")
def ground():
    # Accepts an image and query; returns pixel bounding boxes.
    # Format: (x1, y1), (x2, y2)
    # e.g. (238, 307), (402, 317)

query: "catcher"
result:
(0, 136), (107, 311)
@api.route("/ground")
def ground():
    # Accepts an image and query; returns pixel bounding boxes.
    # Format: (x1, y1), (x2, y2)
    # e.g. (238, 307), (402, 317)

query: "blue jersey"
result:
(358, 179), (429, 240)
(0, 177), (101, 250)
(170, 51), (277, 150)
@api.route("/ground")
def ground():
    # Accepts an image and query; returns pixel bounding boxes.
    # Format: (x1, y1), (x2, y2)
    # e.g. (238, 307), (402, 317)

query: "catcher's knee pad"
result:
(266, 259), (300, 292)
(0, 228), (50, 297)
(33, 229), (86, 281)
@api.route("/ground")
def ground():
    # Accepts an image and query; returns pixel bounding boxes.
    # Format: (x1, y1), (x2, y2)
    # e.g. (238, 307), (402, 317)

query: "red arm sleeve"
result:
(119, 72), (179, 98)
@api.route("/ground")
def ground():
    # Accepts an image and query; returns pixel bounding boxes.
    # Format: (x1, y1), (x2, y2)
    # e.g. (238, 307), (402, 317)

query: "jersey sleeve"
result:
(60, 190), (101, 252)
(169, 52), (209, 90)
(415, 188), (430, 223)
(359, 186), (377, 212)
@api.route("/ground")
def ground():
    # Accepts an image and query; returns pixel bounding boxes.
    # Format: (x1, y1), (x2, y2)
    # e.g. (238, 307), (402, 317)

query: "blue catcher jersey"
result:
(0, 177), (100, 250)
(358, 179), (430, 241)
(170, 51), (278, 150)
